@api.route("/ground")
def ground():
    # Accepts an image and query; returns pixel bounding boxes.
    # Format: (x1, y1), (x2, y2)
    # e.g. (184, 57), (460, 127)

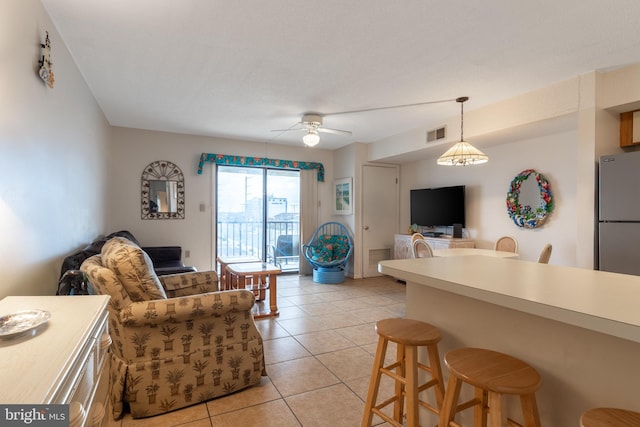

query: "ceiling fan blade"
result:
(318, 127), (352, 136)
(270, 127), (305, 133)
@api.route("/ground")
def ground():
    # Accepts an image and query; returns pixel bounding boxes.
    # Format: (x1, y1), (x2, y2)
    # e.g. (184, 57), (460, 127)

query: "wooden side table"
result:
(226, 262), (281, 318)
(216, 255), (261, 290)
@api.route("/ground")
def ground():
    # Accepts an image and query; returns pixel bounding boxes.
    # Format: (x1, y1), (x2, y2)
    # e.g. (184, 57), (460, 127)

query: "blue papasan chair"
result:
(303, 222), (353, 284)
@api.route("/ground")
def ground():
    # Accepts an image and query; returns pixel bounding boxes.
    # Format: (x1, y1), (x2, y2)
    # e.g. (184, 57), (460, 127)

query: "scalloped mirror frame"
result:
(141, 160), (185, 219)
(506, 169), (553, 228)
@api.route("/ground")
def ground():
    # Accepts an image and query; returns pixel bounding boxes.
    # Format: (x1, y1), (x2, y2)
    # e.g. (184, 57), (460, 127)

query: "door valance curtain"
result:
(197, 153), (325, 182)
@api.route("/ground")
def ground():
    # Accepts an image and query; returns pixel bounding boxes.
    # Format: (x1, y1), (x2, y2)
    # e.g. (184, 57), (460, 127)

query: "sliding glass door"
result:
(266, 169), (300, 272)
(216, 166), (300, 272)
(217, 166), (264, 260)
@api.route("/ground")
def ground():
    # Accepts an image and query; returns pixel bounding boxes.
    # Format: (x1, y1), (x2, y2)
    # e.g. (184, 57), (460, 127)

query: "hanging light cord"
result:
(460, 101), (464, 141)
(456, 96), (468, 142)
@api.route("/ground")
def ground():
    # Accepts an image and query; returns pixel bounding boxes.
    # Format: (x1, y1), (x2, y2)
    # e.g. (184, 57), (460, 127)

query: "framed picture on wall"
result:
(334, 178), (352, 215)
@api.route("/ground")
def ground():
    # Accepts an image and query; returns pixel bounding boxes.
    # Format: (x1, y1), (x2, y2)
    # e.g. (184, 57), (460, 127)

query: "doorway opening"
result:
(216, 166), (300, 272)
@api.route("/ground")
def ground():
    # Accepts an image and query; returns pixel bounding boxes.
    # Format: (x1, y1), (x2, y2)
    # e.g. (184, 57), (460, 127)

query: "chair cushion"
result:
(331, 235), (350, 259)
(309, 234), (350, 263)
(101, 237), (167, 301)
(309, 241), (334, 263)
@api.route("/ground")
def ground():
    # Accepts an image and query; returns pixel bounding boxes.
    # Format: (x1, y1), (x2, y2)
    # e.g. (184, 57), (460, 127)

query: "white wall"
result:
(108, 127), (335, 272)
(401, 131), (578, 264)
(0, 0), (111, 298)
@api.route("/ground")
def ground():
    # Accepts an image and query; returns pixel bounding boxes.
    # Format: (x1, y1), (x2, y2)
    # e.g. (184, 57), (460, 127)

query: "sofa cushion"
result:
(101, 237), (167, 301)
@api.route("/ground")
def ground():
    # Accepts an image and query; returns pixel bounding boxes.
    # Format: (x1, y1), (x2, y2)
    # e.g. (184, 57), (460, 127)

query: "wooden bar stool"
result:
(581, 407), (640, 426)
(361, 318), (445, 427)
(438, 347), (542, 427)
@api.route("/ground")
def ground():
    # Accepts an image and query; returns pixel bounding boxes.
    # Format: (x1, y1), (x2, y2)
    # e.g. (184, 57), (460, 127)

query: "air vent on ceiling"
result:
(426, 126), (446, 143)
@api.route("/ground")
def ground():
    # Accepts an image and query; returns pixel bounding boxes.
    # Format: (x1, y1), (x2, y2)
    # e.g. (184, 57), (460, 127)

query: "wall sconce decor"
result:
(38, 31), (55, 88)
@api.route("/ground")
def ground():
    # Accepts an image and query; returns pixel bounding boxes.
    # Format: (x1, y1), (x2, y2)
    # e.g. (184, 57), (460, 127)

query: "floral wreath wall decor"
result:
(506, 169), (553, 228)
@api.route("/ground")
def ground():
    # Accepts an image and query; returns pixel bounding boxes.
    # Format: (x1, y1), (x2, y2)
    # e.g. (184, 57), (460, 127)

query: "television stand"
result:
(394, 234), (475, 259)
(423, 232), (444, 237)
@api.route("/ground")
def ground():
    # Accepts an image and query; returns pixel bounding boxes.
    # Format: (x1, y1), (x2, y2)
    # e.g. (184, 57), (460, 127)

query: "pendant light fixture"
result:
(437, 97), (488, 166)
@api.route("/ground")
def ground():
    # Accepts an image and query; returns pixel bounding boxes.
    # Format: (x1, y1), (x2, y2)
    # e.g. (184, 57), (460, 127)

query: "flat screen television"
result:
(410, 185), (466, 228)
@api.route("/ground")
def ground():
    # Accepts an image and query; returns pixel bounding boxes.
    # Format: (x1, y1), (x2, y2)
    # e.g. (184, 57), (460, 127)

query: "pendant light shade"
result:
(437, 141), (489, 166)
(437, 97), (488, 166)
(303, 129), (320, 147)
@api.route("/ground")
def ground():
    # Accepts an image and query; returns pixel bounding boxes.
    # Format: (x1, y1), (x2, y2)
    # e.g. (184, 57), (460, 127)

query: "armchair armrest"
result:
(119, 289), (255, 326)
(114, 289), (262, 363)
(160, 270), (219, 297)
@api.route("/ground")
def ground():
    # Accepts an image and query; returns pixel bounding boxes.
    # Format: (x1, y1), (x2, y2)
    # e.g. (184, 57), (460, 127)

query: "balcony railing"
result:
(217, 220), (300, 272)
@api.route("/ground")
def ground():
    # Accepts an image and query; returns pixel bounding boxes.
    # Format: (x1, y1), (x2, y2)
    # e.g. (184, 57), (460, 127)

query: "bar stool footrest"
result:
(455, 398), (482, 413)
(370, 408), (403, 427)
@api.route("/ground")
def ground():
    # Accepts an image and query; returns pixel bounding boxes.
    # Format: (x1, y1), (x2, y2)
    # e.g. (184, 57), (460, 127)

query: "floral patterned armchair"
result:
(80, 237), (266, 419)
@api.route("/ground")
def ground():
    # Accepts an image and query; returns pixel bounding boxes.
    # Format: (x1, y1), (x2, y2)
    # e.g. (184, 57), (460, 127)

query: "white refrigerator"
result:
(598, 150), (640, 275)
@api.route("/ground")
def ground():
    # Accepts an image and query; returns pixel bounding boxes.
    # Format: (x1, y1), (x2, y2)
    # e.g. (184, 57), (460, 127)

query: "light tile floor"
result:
(107, 274), (407, 427)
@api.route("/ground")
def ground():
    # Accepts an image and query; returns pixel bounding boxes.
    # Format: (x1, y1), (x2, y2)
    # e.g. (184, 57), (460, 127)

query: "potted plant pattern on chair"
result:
(161, 325), (178, 351)
(146, 384), (160, 405)
(167, 369), (185, 396)
(193, 359), (209, 387)
(132, 332), (151, 358)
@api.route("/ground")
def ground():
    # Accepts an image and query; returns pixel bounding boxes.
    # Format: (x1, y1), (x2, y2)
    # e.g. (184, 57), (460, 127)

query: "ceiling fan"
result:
(271, 113), (352, 147)
(272, 97), (484, 157)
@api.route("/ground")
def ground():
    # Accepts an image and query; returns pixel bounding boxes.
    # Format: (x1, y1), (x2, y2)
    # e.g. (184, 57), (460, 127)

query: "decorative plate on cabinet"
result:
(0, 309), (51, 339)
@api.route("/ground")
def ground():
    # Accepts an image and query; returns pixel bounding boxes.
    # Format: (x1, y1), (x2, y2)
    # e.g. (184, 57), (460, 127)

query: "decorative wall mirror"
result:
(141, 160), (185, 219)
(506, 169), (553, 228)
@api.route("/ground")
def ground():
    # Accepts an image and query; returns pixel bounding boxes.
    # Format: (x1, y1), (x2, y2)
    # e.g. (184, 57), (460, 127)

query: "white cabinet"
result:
(0, 295), (110, 427)
(394, 234), (475, 259)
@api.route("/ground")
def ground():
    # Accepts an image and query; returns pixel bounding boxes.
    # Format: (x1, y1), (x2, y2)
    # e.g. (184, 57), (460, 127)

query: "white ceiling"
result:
(41, 0), (640, 150)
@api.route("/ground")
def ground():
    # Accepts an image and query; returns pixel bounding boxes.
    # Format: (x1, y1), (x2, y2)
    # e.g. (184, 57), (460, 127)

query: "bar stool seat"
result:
(362, 318), (445, 427)
(439, 347), (542, 427)
(581, 407), (640, 426)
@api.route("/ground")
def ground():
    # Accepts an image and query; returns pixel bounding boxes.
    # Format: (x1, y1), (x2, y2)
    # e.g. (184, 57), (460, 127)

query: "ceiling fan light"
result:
(303, 129), (320, 147)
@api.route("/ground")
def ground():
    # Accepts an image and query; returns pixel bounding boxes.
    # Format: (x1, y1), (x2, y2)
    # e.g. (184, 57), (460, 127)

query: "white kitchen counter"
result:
(378, 256), (640, 425)
(379, 256), (640, 343)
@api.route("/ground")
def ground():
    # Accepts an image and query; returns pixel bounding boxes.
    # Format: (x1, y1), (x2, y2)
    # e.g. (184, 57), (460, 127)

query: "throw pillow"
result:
(102, 237), (167, 301)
